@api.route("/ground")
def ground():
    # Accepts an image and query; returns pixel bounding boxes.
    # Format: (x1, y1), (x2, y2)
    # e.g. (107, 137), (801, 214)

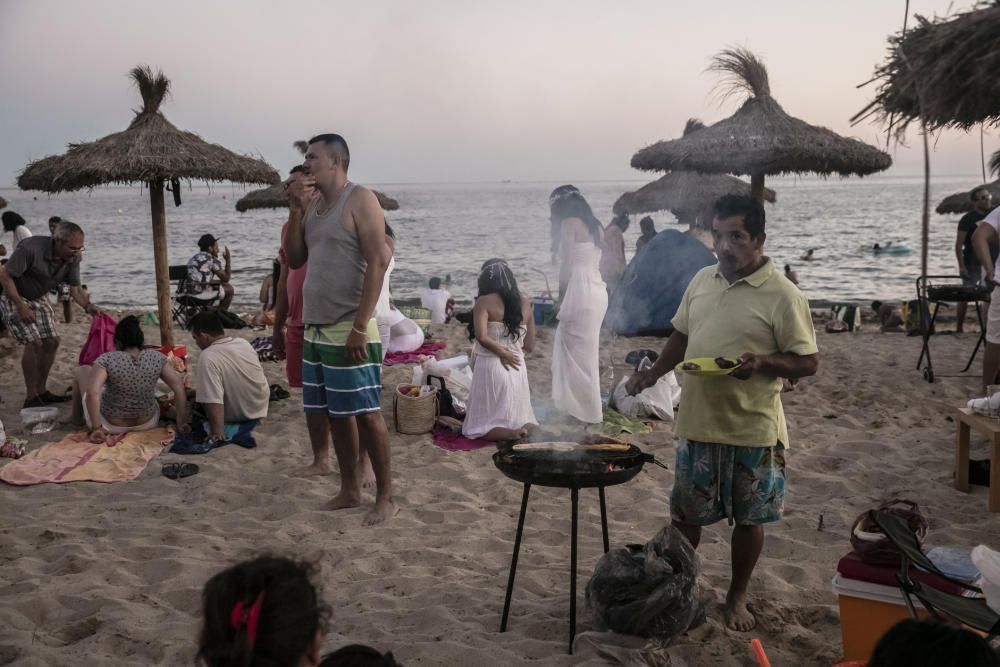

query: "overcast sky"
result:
(0, 0), (992, 186)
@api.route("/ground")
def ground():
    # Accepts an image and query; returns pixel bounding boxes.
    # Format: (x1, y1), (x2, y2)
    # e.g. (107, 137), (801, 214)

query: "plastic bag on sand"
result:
(586, 525), (705, 640)
(611, 363), (680, 422)
(972, 545), (1000, 615)
(413, 357), (472, 402)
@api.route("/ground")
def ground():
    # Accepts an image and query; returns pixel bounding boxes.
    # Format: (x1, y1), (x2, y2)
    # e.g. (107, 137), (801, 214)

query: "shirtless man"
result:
(285, 133), (395, 526)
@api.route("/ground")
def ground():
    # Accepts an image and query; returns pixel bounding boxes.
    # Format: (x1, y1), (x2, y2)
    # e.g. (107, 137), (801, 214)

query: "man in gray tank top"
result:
(285, 133), (396, 526)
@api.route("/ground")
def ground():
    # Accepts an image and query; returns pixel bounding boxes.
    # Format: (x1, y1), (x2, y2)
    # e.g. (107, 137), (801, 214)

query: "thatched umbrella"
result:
(852, 3), (1000, 135)
(631, 48), (892, 202)
(17, 66), (278, 346)
(236, 183), (399, 213)
(616, 119), (776, 225)
(0, 196), (6, 210)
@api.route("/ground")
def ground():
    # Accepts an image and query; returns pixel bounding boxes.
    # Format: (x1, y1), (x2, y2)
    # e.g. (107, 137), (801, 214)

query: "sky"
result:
(0, 0), (994, 186)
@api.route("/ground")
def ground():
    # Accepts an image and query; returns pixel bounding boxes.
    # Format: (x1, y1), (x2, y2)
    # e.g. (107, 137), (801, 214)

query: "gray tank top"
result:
(302, 183), (366, 325)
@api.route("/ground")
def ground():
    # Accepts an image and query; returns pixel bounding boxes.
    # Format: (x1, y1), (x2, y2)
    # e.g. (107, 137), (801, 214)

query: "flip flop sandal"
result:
(269, 384), (290, 401)
(162, 462), (200, 479)
(39, 391), (71, 404)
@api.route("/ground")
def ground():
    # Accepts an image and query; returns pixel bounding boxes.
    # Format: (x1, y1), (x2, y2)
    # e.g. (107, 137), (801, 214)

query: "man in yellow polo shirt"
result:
(627, 194), (818, 632)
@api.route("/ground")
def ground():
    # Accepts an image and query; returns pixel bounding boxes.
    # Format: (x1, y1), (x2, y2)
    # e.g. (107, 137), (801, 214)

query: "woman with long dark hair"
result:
(253, 258), (281, 326)
(70, 315), (189, 442)
(549, 185), (607, 424)
(462, 259), (537, 440)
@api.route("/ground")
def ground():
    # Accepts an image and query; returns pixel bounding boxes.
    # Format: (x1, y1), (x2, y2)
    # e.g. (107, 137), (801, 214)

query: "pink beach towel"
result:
(0, 428), (171, 486)
(383, 341), (447, 366)
(432, 426), (494, 452)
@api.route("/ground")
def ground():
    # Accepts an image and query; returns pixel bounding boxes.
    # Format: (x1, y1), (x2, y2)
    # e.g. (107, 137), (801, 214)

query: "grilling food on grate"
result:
(680, 362), (701, 371)
(714, 357), (738, 369)
(512, 441), (631, 453)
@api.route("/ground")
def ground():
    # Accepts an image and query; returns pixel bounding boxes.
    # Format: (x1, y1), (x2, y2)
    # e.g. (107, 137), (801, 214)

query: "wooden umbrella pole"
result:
(750, 171), (765, 204)
(149, 178), (174, 347)
(921, 122), (930, 281)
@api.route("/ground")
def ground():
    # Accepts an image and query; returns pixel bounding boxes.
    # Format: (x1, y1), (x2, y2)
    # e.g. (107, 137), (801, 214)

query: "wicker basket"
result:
(393, 384), (438, 434)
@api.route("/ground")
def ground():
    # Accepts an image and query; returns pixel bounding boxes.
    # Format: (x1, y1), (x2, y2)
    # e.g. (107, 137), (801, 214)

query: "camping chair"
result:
(169, 265), (218, 330)
(869, 510), (1000, 637)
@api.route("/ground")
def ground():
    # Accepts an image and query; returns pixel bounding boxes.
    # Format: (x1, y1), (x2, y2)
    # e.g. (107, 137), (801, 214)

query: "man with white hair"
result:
(0, 220), (104, 407)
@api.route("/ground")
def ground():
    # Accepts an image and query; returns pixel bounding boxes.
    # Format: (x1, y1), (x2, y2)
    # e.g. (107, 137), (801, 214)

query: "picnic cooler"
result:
(833, 551), (979, 661)
(393, 383), (438, 435)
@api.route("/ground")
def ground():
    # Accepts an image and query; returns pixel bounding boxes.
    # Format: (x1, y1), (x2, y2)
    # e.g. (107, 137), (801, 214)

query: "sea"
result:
(0, 174), (986, 310)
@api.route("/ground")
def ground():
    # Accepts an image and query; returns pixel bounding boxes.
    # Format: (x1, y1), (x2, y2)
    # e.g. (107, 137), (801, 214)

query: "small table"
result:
(954, 408), (1000, 511)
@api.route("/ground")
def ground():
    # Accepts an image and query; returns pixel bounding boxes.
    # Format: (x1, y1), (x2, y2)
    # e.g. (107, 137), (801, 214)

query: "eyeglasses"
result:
(976, 194), (993, 201)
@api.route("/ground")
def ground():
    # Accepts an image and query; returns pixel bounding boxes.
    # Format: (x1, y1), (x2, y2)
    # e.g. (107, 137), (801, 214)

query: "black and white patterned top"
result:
(94, 350), (167, 420)
(184, 251), (222, 294)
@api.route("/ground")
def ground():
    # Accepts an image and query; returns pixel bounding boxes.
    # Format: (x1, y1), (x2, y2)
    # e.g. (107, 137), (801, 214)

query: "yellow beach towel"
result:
(0, 428), (171, 486)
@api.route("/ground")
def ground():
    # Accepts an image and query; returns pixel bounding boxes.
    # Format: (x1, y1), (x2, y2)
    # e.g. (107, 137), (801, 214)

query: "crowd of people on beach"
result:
(10, 131), (1000, 664)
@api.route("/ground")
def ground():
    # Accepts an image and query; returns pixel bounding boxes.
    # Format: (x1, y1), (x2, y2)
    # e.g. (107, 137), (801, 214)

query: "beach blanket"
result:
(250, 336), (275, 362)
(169, 419), (260, 455)
(383, 341), (447, 366)
(0, 428), (171, 486)
(431, 425), (494, 452)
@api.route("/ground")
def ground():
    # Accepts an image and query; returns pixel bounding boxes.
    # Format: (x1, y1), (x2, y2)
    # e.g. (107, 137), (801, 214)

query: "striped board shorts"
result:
(0, 294), (58, 345)
(302, 319), (383, 417)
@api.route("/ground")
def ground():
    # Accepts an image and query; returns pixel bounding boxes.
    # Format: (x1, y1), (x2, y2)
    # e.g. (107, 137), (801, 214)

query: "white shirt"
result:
(193, 337), (269, 423)
(420, 287), (451, 324)
(982, 206), (1000, 281)
(12, 226), (32, 248)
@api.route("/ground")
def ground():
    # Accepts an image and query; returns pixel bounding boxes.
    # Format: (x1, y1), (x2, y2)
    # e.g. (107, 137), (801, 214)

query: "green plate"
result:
(675, 356), (741, 377)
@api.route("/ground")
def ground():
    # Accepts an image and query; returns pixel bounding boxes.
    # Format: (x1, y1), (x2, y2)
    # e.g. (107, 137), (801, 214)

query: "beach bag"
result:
(850, 499), (929, 566)
(393, 383), (438, 435)
(426, 375), (456, 419)
(903, 299), (933, 336)
(586, 525), (705, 640)
(831, 304), (861, 332)
(78, 313), (118, 365)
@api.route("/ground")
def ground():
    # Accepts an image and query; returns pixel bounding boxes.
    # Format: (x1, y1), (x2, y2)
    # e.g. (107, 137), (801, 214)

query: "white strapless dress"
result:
(552, 242), (607, 423)
(463, 322), (537, 438)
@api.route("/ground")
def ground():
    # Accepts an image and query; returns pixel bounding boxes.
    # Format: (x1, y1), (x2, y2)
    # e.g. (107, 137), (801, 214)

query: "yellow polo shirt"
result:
(672, 258), (817, 447)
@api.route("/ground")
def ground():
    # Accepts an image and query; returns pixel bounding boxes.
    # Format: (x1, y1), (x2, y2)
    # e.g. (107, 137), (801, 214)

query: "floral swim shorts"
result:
(670, 439), (785, 527)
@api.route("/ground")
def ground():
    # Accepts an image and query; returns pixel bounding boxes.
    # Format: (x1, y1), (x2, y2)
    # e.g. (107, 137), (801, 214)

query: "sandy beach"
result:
(1, 307), (998, 666)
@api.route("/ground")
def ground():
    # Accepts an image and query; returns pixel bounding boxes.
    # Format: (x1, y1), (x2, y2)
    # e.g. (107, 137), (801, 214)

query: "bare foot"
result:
(325, 489), (362, 511)
(359, 457), (376, 490)
(723, 593), (756, 631)
(363, 498), (398, 526)
(294, 461), (332, 477)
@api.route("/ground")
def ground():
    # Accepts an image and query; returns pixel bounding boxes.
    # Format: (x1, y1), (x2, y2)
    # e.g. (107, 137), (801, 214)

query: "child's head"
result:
(198, 556), (330, 667)
(428, 277), (441, 290)
(320, 644), (402, 667)
(871, 300), (883, 312)
(868, 619), (1000, 667)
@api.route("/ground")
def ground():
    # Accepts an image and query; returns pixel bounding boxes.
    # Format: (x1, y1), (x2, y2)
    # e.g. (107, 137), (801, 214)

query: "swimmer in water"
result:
(799, 248), (815, 261)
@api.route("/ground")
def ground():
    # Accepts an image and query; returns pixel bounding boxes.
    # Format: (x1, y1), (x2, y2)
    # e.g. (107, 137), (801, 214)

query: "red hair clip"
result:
(230, 592), (264, 649)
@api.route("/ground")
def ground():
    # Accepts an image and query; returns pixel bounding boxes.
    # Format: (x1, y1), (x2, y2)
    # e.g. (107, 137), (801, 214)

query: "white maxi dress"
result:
(552, 242), (608, 423)
(463, 322), (537, 438)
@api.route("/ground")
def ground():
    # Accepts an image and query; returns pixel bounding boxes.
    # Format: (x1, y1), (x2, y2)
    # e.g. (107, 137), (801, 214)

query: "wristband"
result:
(352, 326), (367, 337)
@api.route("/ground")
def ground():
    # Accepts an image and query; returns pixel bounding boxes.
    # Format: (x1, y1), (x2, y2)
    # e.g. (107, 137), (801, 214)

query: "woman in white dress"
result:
(0, 211), (33, 258)
(549, 185), (607, 424)
(463, 259), (537, 440)
(374, 222), (397, 354)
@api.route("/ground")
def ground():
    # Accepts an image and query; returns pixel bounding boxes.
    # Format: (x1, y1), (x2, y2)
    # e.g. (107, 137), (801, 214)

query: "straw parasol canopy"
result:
(236, 183), (399, 213)
(0, 196), (6, 210)
(852, 3), (1000, 136)
(616, 119), (776, 224)
(17, 66), (279, 346)
(936, 151), (1000, 214)
(631, 48), (892, 201)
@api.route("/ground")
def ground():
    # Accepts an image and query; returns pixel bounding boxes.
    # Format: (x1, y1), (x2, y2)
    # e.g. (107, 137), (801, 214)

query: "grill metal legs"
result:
(499, 484), (611, 655)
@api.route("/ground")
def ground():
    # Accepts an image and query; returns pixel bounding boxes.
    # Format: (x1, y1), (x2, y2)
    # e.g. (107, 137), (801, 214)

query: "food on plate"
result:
(714, 357), (738, 369)
(681, 362), (701, 371)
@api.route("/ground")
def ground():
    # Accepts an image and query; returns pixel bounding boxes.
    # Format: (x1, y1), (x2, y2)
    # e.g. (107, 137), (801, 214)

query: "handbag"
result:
(78, 313), (118, 365)
(850, 499), (929, 566)
(427, 375), (455, 419)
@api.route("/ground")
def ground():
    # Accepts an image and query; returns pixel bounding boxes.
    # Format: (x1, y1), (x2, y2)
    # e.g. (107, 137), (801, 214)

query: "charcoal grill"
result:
(493, 441), (663, 653)
(915, 275), (991, 382)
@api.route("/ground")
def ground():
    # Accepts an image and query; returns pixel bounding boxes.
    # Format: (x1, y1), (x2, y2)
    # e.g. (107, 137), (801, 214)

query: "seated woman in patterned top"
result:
(70, 315), (189, 442)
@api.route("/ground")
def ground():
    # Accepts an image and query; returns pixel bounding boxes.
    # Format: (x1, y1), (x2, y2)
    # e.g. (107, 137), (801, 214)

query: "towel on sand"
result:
(0, 428), (171, 486)
(383, 341), (447, 366)
(431, 425), (494, 452)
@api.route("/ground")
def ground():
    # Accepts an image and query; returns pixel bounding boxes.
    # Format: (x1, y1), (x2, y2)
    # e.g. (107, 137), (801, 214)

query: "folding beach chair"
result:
(869, 510), (1000, 637)
(169, 265), (218, 330)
